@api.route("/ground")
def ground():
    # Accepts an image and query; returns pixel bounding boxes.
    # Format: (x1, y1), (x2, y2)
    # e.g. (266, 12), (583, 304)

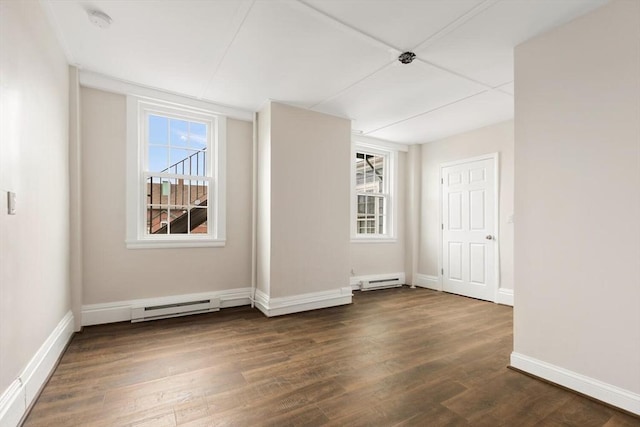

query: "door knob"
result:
(486, 235), (493, 240)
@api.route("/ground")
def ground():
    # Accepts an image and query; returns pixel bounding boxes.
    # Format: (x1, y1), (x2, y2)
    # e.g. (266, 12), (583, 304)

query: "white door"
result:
(441, 156), (497, 302)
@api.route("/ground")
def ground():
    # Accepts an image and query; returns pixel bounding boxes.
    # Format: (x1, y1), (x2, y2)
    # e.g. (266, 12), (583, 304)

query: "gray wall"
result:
(418, 120), (514, 291)
(258, 102), (351, 298)
(514, 0), (640, 394)
(350, 152), (407, 278)
(0, 0), (70, 393)
(80, 87), (253, 304)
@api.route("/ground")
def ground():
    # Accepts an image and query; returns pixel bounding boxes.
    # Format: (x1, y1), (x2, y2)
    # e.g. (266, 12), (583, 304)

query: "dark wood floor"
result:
(24, 288), (639, 426)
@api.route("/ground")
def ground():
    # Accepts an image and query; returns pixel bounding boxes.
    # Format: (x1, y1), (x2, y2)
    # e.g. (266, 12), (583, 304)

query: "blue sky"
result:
(148, 115), (207, 175)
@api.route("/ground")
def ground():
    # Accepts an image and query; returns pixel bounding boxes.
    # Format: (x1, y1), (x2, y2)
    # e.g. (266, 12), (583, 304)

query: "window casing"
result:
(126, 96), (226, 248)
(351, 143), (396, 241)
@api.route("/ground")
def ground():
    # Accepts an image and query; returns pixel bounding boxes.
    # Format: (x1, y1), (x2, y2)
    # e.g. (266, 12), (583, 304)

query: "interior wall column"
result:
(405, 144), (422, 286)
(69, 65), (83, 331)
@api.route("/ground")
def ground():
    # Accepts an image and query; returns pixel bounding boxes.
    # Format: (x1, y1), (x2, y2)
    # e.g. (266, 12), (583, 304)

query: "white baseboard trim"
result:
(81, 287), (253, 326)
(0, 311), (74, 427)
(510, 352), (640, 415)
(0, 380), (23, 427)
(497, 288), (514, 306)
(349, 272), (406, 290)
(414, 273), (441, 291)
(255, 286), (353, 317)
(253, 289), (270, 315)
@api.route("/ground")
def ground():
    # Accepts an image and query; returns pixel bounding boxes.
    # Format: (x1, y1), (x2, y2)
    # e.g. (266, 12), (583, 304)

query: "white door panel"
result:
(470, 189), (485, 230)
(469, 244), (486, 284)
(441, 156), (496, 302)
(448, 242), (463, 280)
(448, 192), (463, 230)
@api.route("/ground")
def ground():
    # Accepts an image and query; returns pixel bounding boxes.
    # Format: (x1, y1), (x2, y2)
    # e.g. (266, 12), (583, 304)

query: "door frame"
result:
(438, 152), (500, 302)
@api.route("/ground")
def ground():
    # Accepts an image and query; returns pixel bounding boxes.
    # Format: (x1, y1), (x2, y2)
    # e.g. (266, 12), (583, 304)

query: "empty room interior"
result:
(1, 0), (639, 425)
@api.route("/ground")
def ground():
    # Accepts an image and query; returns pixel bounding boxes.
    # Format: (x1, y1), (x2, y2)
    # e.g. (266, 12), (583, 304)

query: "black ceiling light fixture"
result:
(398, 51), (416, 64)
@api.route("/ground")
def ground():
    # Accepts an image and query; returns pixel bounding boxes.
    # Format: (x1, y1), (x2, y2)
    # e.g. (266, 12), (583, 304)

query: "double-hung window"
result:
(352, 143), (396, 241)
(126, 96), (226, 248)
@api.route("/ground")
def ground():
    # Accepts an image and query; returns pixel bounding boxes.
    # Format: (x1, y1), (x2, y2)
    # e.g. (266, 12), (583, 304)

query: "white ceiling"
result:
(43, 0), (608, 144)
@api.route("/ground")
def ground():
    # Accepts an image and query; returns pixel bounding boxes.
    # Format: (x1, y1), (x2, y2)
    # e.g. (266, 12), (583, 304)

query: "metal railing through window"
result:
(147, 149), (207, 234)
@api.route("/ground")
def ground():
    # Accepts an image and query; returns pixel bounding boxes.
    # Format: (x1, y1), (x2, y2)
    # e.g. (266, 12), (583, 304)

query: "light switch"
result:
(7, 191), (16, 215)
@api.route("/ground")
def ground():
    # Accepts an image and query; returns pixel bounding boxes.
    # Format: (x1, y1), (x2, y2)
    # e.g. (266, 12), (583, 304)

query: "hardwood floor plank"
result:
(541, 396), (623, 427)
(22, 288), (639, 427)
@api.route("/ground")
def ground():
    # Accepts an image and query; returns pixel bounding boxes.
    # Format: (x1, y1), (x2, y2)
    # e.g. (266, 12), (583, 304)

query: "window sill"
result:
(126, 239), (226, 249)
(350, 237), (397, 244)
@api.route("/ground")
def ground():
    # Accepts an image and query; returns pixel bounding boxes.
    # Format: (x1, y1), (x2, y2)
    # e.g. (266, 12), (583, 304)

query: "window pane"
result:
(357, 195), (366, 214)
(170, 148), (194, 175)
(190, 208), (208, 234)
(161, 206), (208, 235)
(174, 179), (189, 206)
(146, 176), (211, 236)
(146, 206), (168, 234)
(189, 122), (207, 150)
(355, 150), (389, 237)
(189, 150), (207, 177)
(160, 179), (171, 205)
(355, 194), (386, 235)
(135, 103), (220, 246)
(366, 167), (374, 190)
(147, 176), (171, 205)
(170, 119), (189, 147)
(148, 115), (168, 144)
(164, 206), (187, 234)
(355, 152), (385, 194)
(148, 146), (168, 172)
(146, 176), (160, 205)
(186, 179), (208, 206)
(366, 196), (374, 214)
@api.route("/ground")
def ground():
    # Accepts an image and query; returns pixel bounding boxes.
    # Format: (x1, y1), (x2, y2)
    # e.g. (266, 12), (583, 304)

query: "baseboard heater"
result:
(131, 298), (220, 322)
(360, 277), (403, 291)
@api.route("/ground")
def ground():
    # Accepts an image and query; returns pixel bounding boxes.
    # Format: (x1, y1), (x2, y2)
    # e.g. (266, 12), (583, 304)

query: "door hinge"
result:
(441, 224), (444, 230)
(441, 268), (444, 275)
(441, 178), (444, 184)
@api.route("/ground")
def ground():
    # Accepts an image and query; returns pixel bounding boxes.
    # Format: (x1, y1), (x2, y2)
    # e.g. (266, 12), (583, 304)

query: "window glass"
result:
(354, 149), (389, 237)
(145, 114), (212, 237)
(127, 96), (226, 248)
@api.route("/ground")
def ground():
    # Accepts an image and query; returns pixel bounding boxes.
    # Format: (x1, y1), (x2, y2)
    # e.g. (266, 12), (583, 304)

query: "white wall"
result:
(405, 145), (422, 285)
(69, 66), (83, 332)
(0, 0), (70, 401)
(417, 120), (514, 292)
(256, 101), (351, 309)
(256, 103), (271, 297)
(80, 87), (253, 304)
(268, 102), (351, 298)
(513, 0), (640, 411)
(350, 152), (407, 279)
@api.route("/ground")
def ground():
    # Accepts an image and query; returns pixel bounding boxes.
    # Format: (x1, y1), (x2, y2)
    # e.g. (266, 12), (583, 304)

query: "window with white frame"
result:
(126, 97), (226, 248)
(352, 143), (396, 240)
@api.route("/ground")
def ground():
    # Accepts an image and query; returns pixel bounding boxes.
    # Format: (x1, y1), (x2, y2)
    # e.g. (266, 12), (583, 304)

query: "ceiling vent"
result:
(398, 52), (416, 64)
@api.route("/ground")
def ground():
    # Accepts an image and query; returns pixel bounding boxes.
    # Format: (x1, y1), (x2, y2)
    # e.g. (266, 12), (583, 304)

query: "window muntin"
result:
(357, 194), (384, 234)
(353, 147), (394, 240)
(144, 113), (211, 237)
(127, 97), (226, 248)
